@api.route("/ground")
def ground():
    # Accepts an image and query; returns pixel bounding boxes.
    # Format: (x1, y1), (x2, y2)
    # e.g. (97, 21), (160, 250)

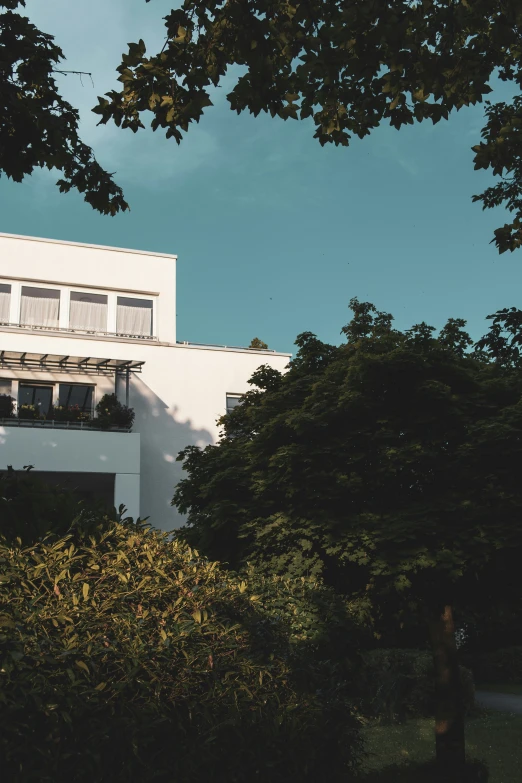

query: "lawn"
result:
(359, 711), (522, 782)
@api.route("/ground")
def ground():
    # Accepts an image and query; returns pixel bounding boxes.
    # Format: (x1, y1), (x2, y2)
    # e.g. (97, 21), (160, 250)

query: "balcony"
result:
(0, 415), (132, 433)
(0, 424), (140, 477)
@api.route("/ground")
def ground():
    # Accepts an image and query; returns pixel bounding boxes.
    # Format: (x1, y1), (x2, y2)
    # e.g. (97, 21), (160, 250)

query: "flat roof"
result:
(0, 232), (178, 261)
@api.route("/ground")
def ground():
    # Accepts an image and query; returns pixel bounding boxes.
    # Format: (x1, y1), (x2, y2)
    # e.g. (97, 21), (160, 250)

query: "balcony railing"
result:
(0, 320), (158, 341)
(0, 416), (131, 433)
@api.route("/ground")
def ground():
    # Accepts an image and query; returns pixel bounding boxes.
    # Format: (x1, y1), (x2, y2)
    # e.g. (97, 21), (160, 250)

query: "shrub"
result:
(95, 393), (134, 430)
(468, 646), (522, 684)
(0, 467), (100, 546)
(17, 403), (40, 420)
(0, 394), (14, 418)
(0, 519), (364, 782)
(52, 404), (91, 423)
(356, 648), (475, 723)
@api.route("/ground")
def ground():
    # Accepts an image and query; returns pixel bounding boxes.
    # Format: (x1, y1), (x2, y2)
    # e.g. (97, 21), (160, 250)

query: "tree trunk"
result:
(427, 603), (466, 782)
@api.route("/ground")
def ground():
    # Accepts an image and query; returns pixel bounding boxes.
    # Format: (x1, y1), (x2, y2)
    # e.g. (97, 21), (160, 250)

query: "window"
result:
(69, 291), (108, 333)
(20, 286), (60, 329)
(116, 296), (153, 337)
(19, 384), (53, 417)
(0, 379), (12, 395)
(0, 283), (11, 323)
(226, 394), (242, 415)
(58, 384), (94, 413)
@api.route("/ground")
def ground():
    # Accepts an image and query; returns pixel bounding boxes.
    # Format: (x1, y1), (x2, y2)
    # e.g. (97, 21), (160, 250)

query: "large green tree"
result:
(174, 299), (522, 780)
(0, 0), (127, 213)
(95, 0), (522, 253)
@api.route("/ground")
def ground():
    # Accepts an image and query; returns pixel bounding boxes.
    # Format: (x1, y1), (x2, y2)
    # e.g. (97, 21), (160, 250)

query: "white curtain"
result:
(117, 304), (152, 336)
(69, 299), (107, 332)
(20, 294), (59, 328)
(0, 291), (10, 322)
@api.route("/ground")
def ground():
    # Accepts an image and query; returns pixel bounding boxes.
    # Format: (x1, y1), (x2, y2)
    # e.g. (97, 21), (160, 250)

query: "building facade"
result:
(0, 233), (290, 529)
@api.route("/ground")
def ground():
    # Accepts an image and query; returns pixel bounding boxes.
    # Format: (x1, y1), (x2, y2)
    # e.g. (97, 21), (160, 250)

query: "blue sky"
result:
(1, 0), (521, 355)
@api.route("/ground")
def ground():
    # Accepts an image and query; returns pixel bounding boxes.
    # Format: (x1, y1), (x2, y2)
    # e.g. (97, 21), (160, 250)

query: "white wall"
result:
(0, 233), (177, 343)
(0, 315), (289, 531)
(0, 233), (290, 530)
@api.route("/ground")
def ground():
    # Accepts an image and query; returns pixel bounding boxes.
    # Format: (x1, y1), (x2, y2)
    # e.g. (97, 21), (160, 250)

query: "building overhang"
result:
(0, 350), (144, 375)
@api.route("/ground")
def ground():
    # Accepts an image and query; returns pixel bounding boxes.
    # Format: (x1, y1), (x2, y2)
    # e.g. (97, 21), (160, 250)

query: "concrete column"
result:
(114, 473), (140, 521)
(107, 292), (117, 334)
(59, 288), (70, 330)
(9, 281), (21, 324)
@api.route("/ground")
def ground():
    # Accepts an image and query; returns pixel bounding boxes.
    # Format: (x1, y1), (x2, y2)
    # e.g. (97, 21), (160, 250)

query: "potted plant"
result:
(18, 404), (41, 420)
(0, 395), (14, 419)
(95, 393), (135, 430)
(52, 405), (91, 423)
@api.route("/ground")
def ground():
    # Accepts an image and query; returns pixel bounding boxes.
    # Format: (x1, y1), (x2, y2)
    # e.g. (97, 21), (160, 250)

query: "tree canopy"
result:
(175, 299), (522, 606)
(93, 0), (522, 253)
(0, 0), (127, 214)
(174, 298), (522, 776)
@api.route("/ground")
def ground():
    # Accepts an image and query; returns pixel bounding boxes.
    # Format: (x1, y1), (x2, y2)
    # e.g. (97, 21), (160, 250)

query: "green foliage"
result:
(95, 393), (135, 430)
(356, 649), (475, 723)
(249, 337), (269, 350)
(0, 467), (106, 546)
(96, 0), (522, 252)
(52, 405), (91, 422)
(174, 298), (522, 625)
(0, 518), (364, 782)
(467, 646), (522, 685)
(17, 403), (41, 420)
(0, 1), (127, 213)
(0, 394), (14, 418)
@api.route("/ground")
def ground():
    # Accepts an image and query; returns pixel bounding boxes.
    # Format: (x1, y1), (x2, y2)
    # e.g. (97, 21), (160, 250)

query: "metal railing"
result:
(0, 321), (158, 341)
(176, 340), (277, 352)
(0, 417), (131, 433)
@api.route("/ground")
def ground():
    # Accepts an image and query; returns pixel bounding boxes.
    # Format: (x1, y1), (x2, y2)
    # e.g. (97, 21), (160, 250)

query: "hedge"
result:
(356, 648), (475, 722)
(0, 518), (364, 782)
(466, 646), (522, 684)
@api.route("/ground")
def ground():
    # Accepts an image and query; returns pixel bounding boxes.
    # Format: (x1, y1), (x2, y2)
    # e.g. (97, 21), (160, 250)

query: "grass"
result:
(476, 682), (522, 696)
(359, 711), (522, 782)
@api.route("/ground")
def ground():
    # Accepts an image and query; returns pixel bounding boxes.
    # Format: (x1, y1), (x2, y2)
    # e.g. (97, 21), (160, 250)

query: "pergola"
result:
(0, 350), (145, 406)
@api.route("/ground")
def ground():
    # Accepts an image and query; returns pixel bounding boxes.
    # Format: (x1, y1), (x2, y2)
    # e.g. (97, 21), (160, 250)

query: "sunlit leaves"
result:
(93, 0), (522, 251)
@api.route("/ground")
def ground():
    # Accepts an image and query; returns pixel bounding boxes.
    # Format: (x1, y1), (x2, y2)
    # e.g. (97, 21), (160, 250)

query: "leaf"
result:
(82, 582), (90, 600)
(95, 682), (107, 691)
(75, 660), (90, 674)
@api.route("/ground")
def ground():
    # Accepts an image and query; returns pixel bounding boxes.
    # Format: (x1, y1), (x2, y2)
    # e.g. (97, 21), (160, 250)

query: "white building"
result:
(0, 232), (290, 529)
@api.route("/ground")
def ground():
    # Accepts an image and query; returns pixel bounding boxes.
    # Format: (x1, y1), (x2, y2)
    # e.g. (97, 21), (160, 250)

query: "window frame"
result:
(226, 393), (243, 415)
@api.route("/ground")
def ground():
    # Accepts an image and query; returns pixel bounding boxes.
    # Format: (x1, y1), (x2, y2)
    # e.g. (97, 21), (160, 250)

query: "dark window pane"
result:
(58, 384), (94, 412)
(19, 385), (53, 416)
(226, 395), (242, 414)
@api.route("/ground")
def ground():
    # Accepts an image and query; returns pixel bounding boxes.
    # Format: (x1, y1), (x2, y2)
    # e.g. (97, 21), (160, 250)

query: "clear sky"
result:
(1, 0), (521, 356)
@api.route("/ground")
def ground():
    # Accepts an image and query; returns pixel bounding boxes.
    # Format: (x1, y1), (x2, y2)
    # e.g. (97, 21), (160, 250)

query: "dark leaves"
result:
(0, 5), (128, 213)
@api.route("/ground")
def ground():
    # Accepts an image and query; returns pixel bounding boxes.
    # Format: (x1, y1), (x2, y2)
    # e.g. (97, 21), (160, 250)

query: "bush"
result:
(95, 393), (134, 430)
(356, 648), (475, 722)
(468, 646), (522, 684)
(17, 403), (40, 420)
(0, 394), (14, 418)
(0, 519), (364, 782)
(0, 467), (91, 545)
(52, 404), (91, 423)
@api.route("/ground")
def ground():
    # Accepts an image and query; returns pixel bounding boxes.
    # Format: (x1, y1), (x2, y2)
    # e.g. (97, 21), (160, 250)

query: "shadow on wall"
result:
(129, 376), (214, 532)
